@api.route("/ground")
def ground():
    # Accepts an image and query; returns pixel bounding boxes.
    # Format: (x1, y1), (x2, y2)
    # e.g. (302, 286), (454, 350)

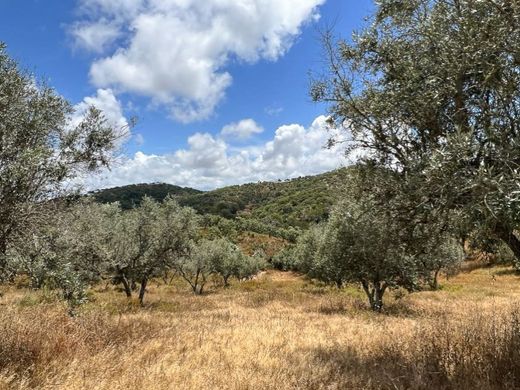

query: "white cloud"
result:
(221, 119), (264, 140)
(69, 20), (122, 53)
(77, 0), (143, 18)
(84, 115), (347, 191)
(72, 0), (325, 122)
(69, 89), (130, 152)
(72, 88), (128, 131)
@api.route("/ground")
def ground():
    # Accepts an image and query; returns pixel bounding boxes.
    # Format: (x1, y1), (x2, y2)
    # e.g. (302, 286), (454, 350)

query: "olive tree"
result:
(298, 200), (419, 311)
(175, 238), (262, 293)
(418, 236), (465, 290)
(107, 197), (198, 304)
(48, 264), (89, 316)
(60, 200), (119, 282)
(271, 245), (298, 271)
(295, 224), (345, 288)
(10, 200), (117, 314)
(312, 0), (520, 261)
(174, 239), (216, 295)
(236, 254), (265, 281)
(9, 207), (64, 290)
(208, 239), (244, 286)
(0, 43), (123, 276)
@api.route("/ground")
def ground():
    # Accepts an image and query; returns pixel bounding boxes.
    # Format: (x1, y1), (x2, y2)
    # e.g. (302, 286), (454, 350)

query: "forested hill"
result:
(91, 168), (350, 229)
(90, 183), (202, 210)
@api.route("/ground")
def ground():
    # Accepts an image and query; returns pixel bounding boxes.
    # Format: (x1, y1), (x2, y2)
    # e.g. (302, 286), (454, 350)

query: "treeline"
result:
(91, 183), (201, 209)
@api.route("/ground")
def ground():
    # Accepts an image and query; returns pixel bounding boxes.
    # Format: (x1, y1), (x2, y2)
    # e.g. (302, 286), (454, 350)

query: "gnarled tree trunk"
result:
(139, 277), (148, 305)
(361, 280), (387, 312)
(495, 225), (520, 262)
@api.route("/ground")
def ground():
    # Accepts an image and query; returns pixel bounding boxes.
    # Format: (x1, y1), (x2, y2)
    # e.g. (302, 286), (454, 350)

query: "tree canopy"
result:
(312, 0), (520, 259)
(0, 43), (123, 273)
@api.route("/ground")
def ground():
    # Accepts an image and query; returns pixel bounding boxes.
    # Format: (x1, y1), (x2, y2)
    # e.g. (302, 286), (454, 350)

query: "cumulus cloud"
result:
(221, 119), (264, 140)
(72, 88), (128, 131)
(85, 115), (347, 191)
(71, 0), (325, 122)
(69, 20), (122, 53)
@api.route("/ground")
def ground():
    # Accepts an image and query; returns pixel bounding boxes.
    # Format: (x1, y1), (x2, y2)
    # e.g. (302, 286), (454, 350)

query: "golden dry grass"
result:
(1, 265), (520, 389)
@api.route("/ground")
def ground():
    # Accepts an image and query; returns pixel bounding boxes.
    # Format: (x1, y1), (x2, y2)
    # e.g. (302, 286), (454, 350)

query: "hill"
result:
(90, 183), (202, 210)
(91, 168), (351, 229)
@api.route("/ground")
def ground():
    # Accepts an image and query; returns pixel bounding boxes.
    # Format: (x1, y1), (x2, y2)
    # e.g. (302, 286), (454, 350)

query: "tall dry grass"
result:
(0, 267), (519, 389)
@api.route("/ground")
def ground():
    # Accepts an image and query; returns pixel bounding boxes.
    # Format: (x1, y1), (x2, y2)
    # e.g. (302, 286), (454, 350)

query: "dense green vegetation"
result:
(92, 168), (350, 229)
(91, 183), (202, 209)
(313, 0), (520, 262)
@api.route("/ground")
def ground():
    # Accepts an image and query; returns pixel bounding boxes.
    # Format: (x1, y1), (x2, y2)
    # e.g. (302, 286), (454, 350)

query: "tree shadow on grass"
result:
(290, 307), (520, 390)
(493, 268), (520, 277)
(293, 341), (519, 390)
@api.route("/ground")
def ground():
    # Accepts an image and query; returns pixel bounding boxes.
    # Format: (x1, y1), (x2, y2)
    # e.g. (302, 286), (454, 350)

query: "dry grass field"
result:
(1, 265), (520, 389)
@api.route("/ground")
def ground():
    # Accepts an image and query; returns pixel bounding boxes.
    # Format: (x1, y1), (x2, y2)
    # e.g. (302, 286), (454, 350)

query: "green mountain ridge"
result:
(90, 183), (202, 210)
(91, 168), (350, 229)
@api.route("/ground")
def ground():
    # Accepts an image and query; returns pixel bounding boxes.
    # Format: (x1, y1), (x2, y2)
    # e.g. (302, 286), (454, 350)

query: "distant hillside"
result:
(180, 169), (350, 228)
(92, 168), (351, 228)
(91, 183), (202, 209)
(250, 169), (350, 228)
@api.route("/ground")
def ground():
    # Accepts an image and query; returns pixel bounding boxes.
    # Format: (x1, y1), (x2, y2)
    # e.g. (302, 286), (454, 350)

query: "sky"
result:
(0, 0), (374, 190)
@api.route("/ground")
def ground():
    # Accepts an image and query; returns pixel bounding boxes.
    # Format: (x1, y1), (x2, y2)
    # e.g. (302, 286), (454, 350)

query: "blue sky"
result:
(0, 0), (373, 190)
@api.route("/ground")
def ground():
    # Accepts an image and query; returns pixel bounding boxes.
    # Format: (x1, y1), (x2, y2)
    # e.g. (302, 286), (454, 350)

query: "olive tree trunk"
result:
(496, 225), (520, 263)
(430, 269), (440, 291)
(361, 280), (387, 312)
(139, 277), (148, 305)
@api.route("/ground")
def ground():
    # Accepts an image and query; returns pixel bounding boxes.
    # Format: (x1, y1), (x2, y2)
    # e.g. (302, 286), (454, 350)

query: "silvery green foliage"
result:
(271, 245), (298, 271)
(417, 236), (465, 290)
(312, 0), (520, 259)
(0, 43), (123, 274)
(12, 197), (200, 307)
(61, 201), (120, 283)
(107, 196), (199, 304)
(208, 239), (254, 286)
(236, 253), (265, 281)
(201, 215), (239, 240)
(206, 239), (237, 286)
(236, 217), (300, 242)
(48, 264), (88, 317)
(10, 222), (62, 290)
(10, 200), (117, 313)
(294, 225), (328, 281)
(175, 238), (262, 293)
(175, 239), (217, 295)
(296, 198), (420, 311)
